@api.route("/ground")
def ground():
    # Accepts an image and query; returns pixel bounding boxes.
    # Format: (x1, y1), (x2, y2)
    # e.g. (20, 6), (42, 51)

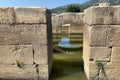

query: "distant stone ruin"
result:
(0, 7), (52, 80)
(52, 13), (84, 34)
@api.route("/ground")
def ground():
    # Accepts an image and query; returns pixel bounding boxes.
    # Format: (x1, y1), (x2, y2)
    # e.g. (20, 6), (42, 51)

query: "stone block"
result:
(38, 65), (48, 80)
(84, 6), (120, 25)
(73, 13), (84, 25)
(19, 24), (47, 45)
(0, 24), (47, 45)
(106, 25), (120, 47)
(0, 7), (15, 24)
(33, 45), (48, 65)
(89, 62), (99, 80)
(90, 47), (111, 61)
(104, 63), (120, 80)
(0, 65), (38, 80)
(0, 25), (22, 45)
(15, 7), (48, 24)
(90, 25), (107, 46)
(0, 45), (33, 65)
(15, 45), (33, 64)
(111, 47), (120, 63)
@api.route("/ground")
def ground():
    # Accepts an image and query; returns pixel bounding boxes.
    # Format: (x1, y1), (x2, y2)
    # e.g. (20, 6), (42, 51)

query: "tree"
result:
(66, 5), (80, 12)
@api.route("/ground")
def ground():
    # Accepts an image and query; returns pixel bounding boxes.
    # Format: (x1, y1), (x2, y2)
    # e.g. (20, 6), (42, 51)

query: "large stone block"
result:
(33, 45), (48, 65)
(19, 24), (47, 45)
(0, 7), (15, 24)
(38, 65), (49, 80)
(111, 47), (120, 63)
(90, 47), (111, 61)
(84, 6), (120, 25)
(89, 62), (99, 80)
(15, 7), (49, 24)
(0, 24), (47, 45)
(104, 63), (120, 80)
(90, 25), (107, 46)
(0, 65), (38, 80)
(0, 45), (33, 64)
(106, 25), (120, 47)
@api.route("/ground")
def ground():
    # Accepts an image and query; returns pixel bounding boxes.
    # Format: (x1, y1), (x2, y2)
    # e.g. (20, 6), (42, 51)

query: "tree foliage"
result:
(66, 5), (80, 12)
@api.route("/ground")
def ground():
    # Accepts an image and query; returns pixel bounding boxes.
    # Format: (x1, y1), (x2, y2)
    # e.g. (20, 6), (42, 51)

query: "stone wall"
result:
(83, 6), (120, 80)
(52, 13), (84, 34)
(0, 7), (52, 80)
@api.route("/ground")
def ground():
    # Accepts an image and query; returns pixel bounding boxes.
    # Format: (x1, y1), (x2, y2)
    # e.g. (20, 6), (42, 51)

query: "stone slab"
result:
(111, 47), (120, 63)
(0, 7), (15, 24)
(84, 6), (120, 25)
(15, 7), (48, 24)
(0, 65), (38, 80)
(106, 25), (120, 47)
(33, 45), (48, 65)
(0, 45), (33, 65)
(90, 47), (111, 61)
(0, 24), (47, 45)
(90, 25), (107, 46)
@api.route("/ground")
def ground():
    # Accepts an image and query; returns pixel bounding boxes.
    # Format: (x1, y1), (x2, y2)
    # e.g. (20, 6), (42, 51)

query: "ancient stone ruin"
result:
(52, 13), (84, 34)
(0, 7), (52, 80)
(83, 6), (120, 80)
(0, 5), (120, 80)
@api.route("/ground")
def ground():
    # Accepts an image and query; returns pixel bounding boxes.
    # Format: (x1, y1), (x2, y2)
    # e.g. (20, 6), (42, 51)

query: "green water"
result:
(50, 34), (87, 80)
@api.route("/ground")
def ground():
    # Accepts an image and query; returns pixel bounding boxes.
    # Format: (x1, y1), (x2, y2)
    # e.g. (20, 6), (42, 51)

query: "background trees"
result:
(66, 5), (80, 12)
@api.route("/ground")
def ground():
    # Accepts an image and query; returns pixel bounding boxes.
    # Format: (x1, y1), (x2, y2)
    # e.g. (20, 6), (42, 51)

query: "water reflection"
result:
(58, 37), (81, 48)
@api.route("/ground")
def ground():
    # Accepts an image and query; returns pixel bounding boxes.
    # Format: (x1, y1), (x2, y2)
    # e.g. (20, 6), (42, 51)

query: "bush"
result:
(66, 5), (80, 12)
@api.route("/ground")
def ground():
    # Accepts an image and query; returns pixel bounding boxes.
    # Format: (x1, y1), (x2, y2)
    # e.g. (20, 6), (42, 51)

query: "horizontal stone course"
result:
(0, 65), (49, 80)
(0, 7), (50, 24)
(84, 6), (120, 25)
(0, 45), (33, 65)
(0, 24), (47, 45)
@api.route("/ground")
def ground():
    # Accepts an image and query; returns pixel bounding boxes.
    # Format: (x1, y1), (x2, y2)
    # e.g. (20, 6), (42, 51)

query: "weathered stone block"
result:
(90, 47), (111, 61)
(89, 62), (99, 80)
(106, 25), (120, 47)
(0, 24), (47, 45)
(111, 47), (120, 63)
(15, 7), (48, 23)
(0, 7), (15, 24)
(33, 45), (48, 65)
(19, 24), (47, 45)
(90, 25), (107, 46)
(15, 45), (33, 64)
(84, 6), (120, 25)
(0, 25), (22, 45)
(0, 45), (33, 64)
(104, 63), (120, 80)
(0, 65), (38, 80)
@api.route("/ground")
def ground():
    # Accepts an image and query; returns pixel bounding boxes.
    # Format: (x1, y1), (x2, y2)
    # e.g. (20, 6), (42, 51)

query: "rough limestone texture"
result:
(0, 7), (52, 80)
(83, 6), (120, 80)
(52, 13), (84, 34)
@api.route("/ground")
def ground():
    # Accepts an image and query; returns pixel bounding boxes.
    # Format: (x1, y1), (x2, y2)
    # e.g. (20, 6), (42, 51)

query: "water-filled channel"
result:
(50, 34), (87, 80)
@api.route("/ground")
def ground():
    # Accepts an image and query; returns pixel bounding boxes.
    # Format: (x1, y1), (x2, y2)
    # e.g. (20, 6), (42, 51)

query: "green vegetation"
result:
(50, 0), (120, 13)
(66, 5), (80, 12)
(16, 60), (22, 68)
